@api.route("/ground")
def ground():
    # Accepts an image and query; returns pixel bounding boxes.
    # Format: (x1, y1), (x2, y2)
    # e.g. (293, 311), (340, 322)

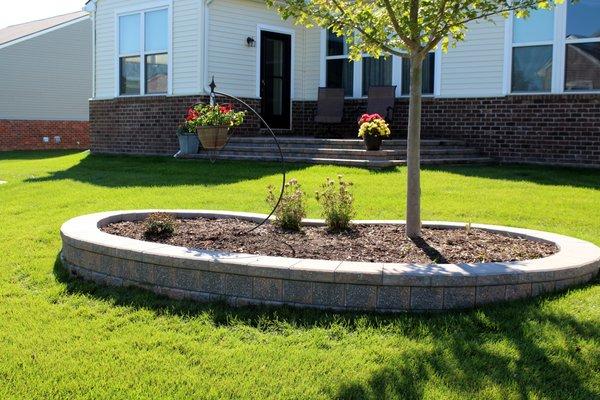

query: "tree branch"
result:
(380, 0), (417, 49)
(428, 0), (543, 42)
(328, 0), (406, 57)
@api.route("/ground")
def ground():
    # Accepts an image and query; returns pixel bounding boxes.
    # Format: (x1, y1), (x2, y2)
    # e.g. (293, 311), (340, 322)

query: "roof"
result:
(0, 11), (88, 47)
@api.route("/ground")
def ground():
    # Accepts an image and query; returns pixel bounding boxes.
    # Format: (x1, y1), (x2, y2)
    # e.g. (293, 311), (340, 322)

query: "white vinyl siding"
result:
(0, 18), (92, 120)
(299, 27), (321, 101)
(93, 0), (596, 101)
(172, 0), (201, 94)
(440, 16), (506, 97)
(207, 0), (320, 100)
(94, 0), (200, 99)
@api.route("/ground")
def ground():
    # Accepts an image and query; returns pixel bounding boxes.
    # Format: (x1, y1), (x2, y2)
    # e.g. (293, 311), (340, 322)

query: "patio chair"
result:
(366, 86), (397, 121)
(314, 87), (344, 135)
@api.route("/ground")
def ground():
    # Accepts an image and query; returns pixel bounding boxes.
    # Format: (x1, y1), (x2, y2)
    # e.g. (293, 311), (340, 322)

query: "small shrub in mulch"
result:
(315, 175), (355, 232)
(266, 178), (306, 232)
(143, 212), (176, 238)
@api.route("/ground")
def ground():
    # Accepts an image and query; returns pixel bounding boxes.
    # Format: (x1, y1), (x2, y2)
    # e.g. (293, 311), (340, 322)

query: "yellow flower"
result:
(357, 118), (391, 138)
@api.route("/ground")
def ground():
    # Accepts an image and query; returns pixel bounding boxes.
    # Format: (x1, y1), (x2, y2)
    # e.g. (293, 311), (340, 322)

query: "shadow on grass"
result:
(369, 163), (600, 190)
(25, 153), (310, 187)
(0, 149), (84, 160)
(423, 164), (600, 190)
(19, 151), (600, 191)
(53, 254), (599, 399)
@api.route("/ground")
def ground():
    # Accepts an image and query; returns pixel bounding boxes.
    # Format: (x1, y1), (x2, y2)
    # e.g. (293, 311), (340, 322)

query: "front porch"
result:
(182, 136), (492, 168)
(90, 92), (600, 169)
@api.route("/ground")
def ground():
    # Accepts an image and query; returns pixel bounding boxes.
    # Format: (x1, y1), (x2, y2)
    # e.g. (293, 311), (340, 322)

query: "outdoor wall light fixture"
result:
(246, 37), (255, 47)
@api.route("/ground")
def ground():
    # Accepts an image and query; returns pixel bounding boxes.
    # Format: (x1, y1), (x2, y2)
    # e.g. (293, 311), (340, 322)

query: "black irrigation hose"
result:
(203, 78), (287, 235)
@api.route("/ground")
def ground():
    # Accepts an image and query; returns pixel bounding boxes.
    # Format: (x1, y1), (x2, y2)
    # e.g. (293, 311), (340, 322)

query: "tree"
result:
(266, 0), (563, 238)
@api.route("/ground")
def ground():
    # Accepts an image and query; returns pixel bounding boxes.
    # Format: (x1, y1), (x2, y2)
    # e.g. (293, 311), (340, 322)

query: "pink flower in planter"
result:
(219, 103), (233, 114)
(185, 108), (199, 121)
(358, 113), (383, 126)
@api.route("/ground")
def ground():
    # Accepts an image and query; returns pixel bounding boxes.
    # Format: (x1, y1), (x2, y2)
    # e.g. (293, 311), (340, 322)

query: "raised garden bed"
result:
(102, 217), (557, 264)
(60, 210), (600, 312)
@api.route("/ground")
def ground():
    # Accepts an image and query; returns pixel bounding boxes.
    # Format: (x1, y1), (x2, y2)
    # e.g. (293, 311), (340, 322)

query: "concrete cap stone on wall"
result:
(60, 210), (600, 312)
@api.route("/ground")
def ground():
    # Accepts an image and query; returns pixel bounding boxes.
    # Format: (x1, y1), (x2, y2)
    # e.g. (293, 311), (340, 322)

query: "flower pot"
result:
(177, 132), (200, 155)
(197, 125), (230, 150)
(363, 135), (382, 151)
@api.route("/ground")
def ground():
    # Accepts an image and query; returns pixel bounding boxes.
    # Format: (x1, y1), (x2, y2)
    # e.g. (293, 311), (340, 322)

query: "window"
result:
(511, 8), (554, 93)
(362, 56), (392, 96)
(564, 0), (600, 91)
(323, 30), (439, 98)
(401, 53), (436, 95)
(118, 8), (169, 96)
(325, 30), (353, 96)
(508, 1), (600, 93)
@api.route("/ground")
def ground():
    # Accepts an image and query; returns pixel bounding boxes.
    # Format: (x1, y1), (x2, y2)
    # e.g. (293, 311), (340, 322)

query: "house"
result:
(0, 12), (92, 152)
(85, 0), (599, 167)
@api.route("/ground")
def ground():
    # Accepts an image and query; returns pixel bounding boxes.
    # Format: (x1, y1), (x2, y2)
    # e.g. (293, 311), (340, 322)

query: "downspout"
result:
(202, 0), (216, 95)
(83, 0), (97, 99)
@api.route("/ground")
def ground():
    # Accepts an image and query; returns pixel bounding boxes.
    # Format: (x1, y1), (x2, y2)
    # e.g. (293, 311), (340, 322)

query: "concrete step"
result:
(182, 153), (493, 168)
(182, 136), (491, 167)
(228, 136), (466, 149)
(214, 145), (479, 160)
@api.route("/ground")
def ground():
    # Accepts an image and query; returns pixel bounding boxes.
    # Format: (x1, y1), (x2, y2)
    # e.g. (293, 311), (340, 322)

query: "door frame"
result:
(256, 24), (295, 129)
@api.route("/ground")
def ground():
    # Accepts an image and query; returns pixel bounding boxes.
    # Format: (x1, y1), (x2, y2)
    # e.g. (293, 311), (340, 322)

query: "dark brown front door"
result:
(260, 31), (291, 129)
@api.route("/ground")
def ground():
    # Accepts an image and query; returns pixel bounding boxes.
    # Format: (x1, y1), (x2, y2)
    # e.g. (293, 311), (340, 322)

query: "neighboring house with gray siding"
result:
(0, 12), (92, 151)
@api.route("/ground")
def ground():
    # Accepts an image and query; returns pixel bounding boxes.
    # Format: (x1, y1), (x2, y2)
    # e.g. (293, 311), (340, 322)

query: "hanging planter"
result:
(180, 103), (246, 151)
(357, 113), (391, 151)
(197, 125), (230, 150)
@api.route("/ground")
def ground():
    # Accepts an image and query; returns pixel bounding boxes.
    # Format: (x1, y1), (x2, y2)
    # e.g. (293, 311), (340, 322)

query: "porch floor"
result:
(181, 136), (493, 168)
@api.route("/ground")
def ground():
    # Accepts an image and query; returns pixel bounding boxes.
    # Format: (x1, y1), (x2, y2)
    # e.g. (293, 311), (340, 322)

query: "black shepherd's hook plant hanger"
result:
(205, 77), (286, 235)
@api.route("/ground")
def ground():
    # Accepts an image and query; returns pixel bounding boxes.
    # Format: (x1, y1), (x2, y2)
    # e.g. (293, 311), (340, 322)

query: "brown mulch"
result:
(101, 217), (557, 264)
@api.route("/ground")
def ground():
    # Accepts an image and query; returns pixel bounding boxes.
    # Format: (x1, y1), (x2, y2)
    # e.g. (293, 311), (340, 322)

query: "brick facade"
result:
(91, 93), (600, 167)
(0, 120), (90, 152)
(90, 95), (260, 155)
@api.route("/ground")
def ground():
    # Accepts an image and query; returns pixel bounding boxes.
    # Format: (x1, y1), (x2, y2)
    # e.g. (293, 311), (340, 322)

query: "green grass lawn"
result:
(0, 150), (598, 400)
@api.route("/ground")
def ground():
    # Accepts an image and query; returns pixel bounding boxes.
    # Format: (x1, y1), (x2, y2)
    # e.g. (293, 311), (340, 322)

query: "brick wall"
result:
(417, 94), (600, 168)
(90, 95), (260, 155)
(91, 94), (600, 167)
(0, 120), (90, 151)
(293, 94), (600, 168)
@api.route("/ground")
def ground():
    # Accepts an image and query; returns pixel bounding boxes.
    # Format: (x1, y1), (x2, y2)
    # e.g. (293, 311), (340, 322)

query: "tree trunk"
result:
(406, 54), (423, 238)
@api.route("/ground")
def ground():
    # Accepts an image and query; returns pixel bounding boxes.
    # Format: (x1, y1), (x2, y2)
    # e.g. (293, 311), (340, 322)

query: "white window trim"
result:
(503, 2), (600, 95)
(319, 29), (441, 99)
(114, 0), (173, 98)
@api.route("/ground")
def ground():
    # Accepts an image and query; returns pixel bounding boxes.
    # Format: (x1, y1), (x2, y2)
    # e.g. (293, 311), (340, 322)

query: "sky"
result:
(0, 0), (87, 29)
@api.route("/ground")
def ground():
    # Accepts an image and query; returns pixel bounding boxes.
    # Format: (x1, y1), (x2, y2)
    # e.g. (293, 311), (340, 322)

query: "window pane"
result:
(511, 45), (552, 92)
(145, 53), (168, 94)
(145, 9), (168, 52)
(567, 0), (600, 39)
(513, 8), (554, 43)
(327, 30), (347, 56)
(401, 53), (435, 95)
(326, 58), (353, 97)
(120, 56), (141, 95)
(565, 43), (600, 91)
(362, 57), (392, 95)
(119, 14), (140, 54)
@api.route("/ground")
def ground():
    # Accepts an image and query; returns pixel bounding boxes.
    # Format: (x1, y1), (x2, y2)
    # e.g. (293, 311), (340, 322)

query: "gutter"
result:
(84, 0), (97, 99)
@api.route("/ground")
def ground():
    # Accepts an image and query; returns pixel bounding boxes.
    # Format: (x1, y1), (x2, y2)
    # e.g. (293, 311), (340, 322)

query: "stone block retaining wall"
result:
(60, 211), (600, 313)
